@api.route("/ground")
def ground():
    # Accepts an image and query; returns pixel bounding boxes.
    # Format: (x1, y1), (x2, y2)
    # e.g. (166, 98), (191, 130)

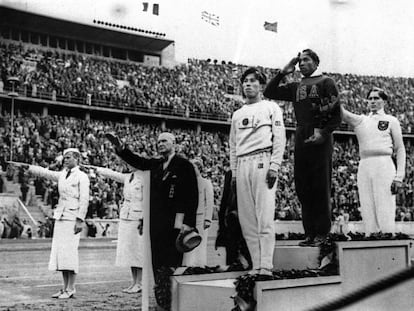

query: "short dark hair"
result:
(302, 49), (320, 66)
(240, 67), (267, 85)
(367, 87), (388, 101)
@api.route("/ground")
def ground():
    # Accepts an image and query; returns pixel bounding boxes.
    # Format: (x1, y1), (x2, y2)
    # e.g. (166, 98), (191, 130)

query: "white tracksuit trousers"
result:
(236, 151), (276, 270)
(357, 156), (396, 234)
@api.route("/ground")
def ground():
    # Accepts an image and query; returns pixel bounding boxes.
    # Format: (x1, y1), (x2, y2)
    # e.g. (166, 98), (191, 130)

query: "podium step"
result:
(180, 279), (237, 311)
(172, 244), (321, 311)
(274, 245), (320, 269)
(172, 240), (414, 311)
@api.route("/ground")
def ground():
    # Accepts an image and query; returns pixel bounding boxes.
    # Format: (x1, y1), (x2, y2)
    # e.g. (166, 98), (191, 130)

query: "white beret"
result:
(63, 148), (81, 156)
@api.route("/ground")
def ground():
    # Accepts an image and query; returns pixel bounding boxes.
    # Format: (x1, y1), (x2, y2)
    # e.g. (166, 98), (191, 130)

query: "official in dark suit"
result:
(105, 132), (198, 279)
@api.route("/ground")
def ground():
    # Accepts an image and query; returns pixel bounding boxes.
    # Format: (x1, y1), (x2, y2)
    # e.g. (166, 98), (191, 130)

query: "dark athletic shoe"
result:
(312, 235), (327, 247)
(298, 237), (315, 247)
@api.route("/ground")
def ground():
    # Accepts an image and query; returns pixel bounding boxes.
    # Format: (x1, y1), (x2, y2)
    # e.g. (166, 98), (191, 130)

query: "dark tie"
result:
(66, 169), (71, 179)
(129, 173), (134, 183)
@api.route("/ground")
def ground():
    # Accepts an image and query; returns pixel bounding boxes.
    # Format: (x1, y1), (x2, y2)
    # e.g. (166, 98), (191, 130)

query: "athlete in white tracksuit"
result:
(230, 67), (286, 273)
(341, 88), (406, 234)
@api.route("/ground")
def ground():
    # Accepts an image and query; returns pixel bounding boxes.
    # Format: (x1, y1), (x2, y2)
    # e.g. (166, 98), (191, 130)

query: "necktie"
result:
(66, 169), (71, 179)
(129, 173), (134, 183)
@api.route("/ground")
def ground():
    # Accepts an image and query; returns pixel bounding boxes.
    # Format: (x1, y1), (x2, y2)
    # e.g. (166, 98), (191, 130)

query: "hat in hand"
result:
(176, 228), (202, 253)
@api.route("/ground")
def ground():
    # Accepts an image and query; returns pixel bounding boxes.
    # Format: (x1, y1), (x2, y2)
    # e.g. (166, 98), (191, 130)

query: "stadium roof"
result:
(1, 6), (174, 53)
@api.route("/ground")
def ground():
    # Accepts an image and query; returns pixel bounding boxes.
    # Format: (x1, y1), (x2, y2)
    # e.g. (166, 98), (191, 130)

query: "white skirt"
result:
(48, 220), (81, 273)
(116, 219), (143, 268)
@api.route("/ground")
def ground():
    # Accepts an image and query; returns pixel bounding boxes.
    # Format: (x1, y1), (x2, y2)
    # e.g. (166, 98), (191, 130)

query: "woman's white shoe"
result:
(58, 289), (76, 299)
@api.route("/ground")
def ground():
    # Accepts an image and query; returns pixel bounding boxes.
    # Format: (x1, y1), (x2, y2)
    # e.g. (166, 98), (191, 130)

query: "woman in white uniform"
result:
(182, 158), (214, 267)
(92, 165), (144, 293)
(11, 148), (89, 299)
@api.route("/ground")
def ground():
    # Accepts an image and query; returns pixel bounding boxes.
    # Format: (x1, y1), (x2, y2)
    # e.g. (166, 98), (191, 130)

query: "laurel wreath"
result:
(154, 232), (410, 311)
(231, 232), (410, 311)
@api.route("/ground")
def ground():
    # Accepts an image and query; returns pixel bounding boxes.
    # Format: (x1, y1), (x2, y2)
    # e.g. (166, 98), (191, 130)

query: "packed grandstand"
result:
(1, 9), (414, 239)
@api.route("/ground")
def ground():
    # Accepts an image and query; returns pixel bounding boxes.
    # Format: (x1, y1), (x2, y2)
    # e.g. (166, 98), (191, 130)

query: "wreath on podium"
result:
(231, 232), (410, 311)
(154, 232), (410, 311)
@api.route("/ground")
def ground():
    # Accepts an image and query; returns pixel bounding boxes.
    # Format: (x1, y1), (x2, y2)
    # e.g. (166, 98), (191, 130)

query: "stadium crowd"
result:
(1, 40), (414, 240)
(2, 42), (414, 132)
(1, 112), (414, 240)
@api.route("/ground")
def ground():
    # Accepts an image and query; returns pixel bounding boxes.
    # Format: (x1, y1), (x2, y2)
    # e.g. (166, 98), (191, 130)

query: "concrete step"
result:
(3, 180), (21, 194)
(172, 240), (414, 311)
(273, 243), (320, 270)
(171, 244), (320, 311)
(24, 207), (46, 223)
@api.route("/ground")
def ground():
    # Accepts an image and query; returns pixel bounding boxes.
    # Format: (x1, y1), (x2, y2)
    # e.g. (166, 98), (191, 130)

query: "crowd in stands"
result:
(1, 112), (414, 238)
(1, 39), (414, 240)
(2, 42), (414, 132)
(0, 212), (53, 239)
(0, 214), (25, 239)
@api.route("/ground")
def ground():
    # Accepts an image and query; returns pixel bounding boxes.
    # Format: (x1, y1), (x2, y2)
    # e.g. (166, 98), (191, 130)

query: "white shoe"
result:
(126, 284), (142, 293)
(51, 289), (64, 298)
(58, 289), (76, 299)
(258, 268), (273, 277)
(122, 286), (133, 293)
(247, 269), (259, 275)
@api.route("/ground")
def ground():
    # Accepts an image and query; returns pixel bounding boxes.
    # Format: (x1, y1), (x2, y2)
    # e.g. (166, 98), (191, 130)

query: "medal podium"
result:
(171, 240), (413, 311)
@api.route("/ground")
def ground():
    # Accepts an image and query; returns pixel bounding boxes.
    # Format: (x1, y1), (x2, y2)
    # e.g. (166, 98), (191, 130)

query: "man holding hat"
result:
(10, 148), (89, 299)
(105, 132), (198, 306)
(264, 49), (341, 247)
(340, 88), (406, 234)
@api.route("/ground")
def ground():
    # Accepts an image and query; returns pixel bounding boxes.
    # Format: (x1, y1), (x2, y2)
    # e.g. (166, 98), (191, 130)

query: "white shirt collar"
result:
(163, 152), (175, 169)
(369, 108), (385, 116)
(302, 68), (322, 78)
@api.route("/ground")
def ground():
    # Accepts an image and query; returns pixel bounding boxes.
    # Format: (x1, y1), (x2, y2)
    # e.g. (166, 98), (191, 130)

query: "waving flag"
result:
(264, 21), (278, 33)
(201, 11), (220, 26)
(142, 2), (159, 15)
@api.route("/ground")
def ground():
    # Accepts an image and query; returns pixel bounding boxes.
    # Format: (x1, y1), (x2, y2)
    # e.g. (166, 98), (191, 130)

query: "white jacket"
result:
(97, 168), (144, 221)
(29, 165), (89, 221)
(230, 100), (286, 176)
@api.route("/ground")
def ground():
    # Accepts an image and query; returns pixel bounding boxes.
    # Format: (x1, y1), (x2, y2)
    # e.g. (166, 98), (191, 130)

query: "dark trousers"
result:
(224, 214), (252, 267)
(151, 227), (182, 310)
(151, 227), (183, 273)
(294, 142), (333, 238)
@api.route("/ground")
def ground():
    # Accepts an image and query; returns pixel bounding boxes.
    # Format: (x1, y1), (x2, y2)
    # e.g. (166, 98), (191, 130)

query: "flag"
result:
(142, 2), (159, 15)
(142, 2), (148, 11)
(201, 11), (220, 26)
(153, 3), (159, 15)
(264, 21), (278, 33)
